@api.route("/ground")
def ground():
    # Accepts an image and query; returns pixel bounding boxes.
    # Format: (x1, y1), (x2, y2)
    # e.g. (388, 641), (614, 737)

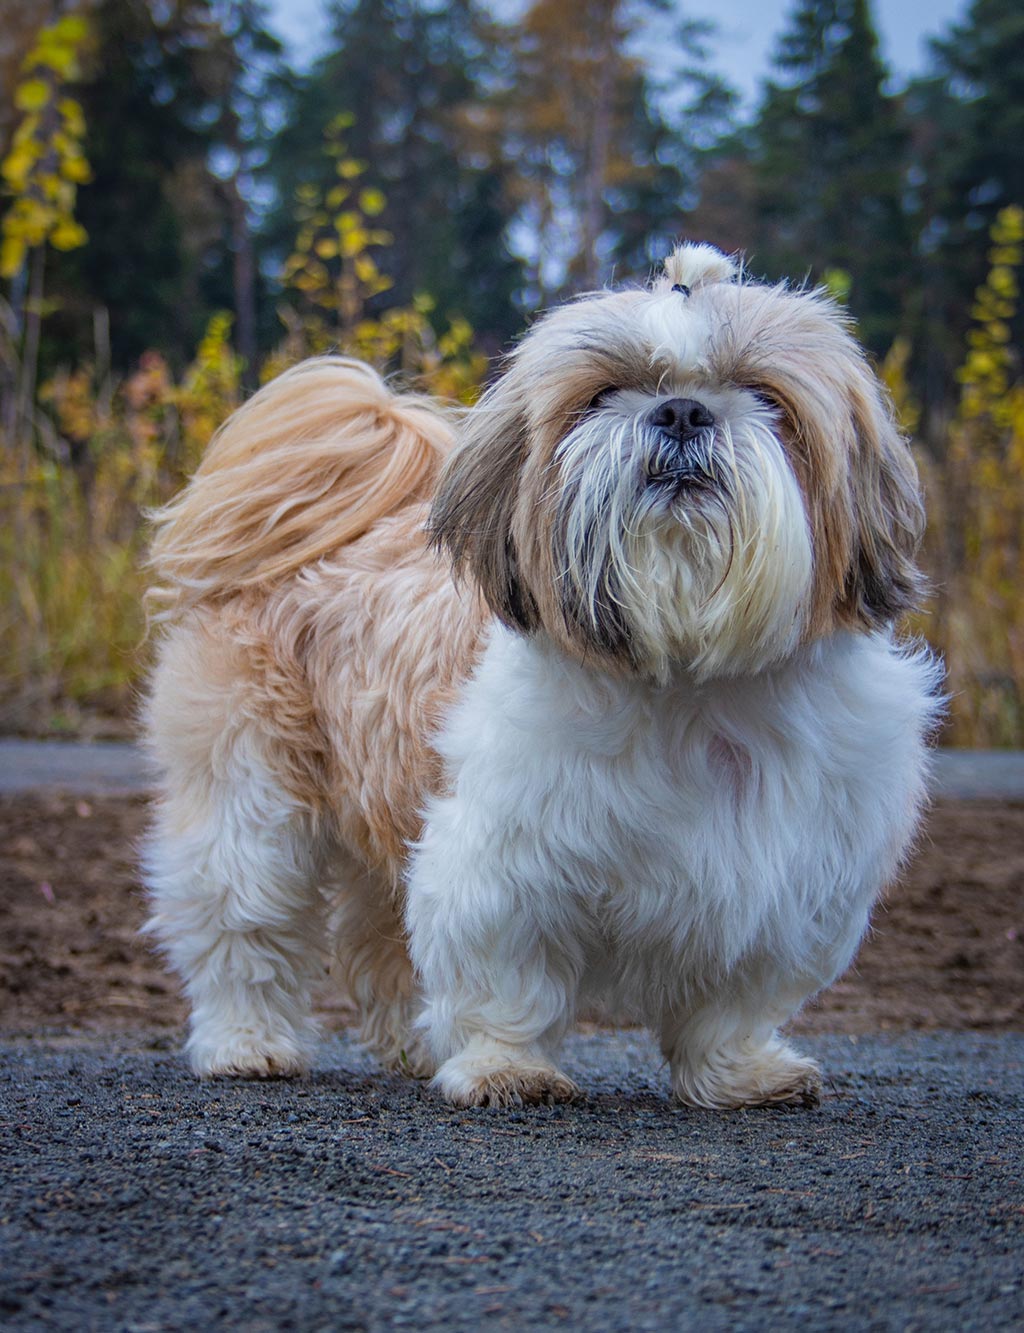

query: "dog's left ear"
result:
(428, 369), (540, 633)
(840, 369), (926, 627)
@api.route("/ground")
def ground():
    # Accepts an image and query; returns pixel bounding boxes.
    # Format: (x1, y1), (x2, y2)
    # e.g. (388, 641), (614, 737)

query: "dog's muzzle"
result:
(647, 398), (716, 486)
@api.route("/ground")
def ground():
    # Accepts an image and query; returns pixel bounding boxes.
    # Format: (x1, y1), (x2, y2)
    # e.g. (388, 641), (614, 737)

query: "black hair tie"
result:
(671, 283), (691, 297)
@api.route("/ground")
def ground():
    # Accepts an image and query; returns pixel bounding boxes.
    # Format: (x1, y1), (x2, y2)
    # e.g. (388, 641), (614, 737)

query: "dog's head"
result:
(430, 243), (924, 680)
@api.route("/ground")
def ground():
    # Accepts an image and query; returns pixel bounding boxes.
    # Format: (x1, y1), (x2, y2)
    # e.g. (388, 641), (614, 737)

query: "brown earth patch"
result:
(0, 794), (1021, 1040)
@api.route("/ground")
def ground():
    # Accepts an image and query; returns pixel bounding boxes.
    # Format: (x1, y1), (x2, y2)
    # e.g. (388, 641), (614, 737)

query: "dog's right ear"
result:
(428, 368), (540, 633)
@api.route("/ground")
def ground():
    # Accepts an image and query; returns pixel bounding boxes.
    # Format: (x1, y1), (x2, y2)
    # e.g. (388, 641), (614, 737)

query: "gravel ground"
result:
(2, 744), (1022, 1330)
(2, 1029), (1022, 1332)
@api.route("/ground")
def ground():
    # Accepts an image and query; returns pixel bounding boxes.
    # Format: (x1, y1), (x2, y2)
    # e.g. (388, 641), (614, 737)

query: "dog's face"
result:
(431, 243), (924, 680)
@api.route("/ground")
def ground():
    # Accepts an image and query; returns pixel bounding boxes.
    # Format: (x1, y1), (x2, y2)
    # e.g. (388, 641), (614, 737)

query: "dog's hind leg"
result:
(330, 859), (434, 1078)
(144, 738), (329, 1079)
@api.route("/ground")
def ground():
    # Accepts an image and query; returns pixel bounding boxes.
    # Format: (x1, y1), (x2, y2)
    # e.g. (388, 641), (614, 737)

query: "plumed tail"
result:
(147, 356), (454, 621)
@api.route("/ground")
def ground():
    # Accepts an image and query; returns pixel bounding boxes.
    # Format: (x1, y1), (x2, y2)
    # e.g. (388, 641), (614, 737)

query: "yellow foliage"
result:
(15, 79), (50, 113)
(0, 15), (93, 277)
(176, 313), (242, 463)
(359, 187), (386, 216)
(280, 119), (484, 402)
(59, 154), (91, 185)
(880, 337), (921, 438)
(1, 318), (243, 725)
(49, 219), (88, 250)
(910, 204), (1024, 746)
(821, 267), (852, 305)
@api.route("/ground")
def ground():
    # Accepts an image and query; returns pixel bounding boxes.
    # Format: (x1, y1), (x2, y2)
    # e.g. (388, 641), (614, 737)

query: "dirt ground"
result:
(0, 793), (1021, 1040)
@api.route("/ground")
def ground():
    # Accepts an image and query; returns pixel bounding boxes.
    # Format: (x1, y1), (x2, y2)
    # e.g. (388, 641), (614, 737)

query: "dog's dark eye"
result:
(585, 388), (616, 413)
(750, 388), (779, 412)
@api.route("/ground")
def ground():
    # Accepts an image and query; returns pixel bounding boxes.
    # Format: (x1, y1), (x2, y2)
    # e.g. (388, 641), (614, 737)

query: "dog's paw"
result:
(187, 1029), (312, 1079)
(745, 1055), (822, 1108)
(433, 1049), (579, 1108)
(673, 1042), (822, 1110)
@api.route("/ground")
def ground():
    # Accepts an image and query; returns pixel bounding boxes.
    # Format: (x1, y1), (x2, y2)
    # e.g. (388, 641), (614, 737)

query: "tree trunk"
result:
(229, 173), (258, 395)
(16, 244), (45, 462)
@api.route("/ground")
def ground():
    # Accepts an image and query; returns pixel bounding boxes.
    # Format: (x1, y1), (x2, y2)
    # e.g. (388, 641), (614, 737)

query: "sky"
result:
(265, 0), (970, 113)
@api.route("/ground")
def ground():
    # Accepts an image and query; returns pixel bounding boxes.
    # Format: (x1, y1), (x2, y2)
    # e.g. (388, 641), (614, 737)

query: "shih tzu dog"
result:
(144, 243), (940, 1109)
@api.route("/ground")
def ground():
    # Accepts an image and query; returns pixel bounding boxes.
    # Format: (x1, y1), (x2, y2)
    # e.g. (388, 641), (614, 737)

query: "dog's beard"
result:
(554, 394), (814, 680)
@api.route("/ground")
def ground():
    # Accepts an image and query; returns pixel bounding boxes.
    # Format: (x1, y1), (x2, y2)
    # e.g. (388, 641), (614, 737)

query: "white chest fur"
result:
(408, 626), (941, 1030)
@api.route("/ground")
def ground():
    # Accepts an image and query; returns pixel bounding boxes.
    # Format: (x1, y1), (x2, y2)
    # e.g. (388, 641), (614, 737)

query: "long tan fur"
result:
(147, 356), (454, 619)
(144, 355), (484, 1076)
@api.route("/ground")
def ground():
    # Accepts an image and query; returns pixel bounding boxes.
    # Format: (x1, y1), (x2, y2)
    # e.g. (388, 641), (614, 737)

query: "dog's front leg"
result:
(405, 817), (582, 1108)
(659, 976), (823, 1110)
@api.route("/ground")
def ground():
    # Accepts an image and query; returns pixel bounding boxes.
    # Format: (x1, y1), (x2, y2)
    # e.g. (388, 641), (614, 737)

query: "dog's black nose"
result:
(649, 397), (715, 442)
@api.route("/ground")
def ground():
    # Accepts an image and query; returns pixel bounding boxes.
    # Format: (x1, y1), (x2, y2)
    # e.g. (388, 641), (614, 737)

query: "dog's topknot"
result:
(658, 242), (738, 294)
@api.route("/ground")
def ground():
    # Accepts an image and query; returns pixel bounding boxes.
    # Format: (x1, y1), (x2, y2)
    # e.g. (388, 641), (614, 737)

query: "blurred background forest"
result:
(0, 0), (1022, 744)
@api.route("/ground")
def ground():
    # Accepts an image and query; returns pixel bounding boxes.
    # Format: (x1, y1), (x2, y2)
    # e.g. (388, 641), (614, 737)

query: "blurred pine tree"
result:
(495, 0), (735, 302)
(904, 0), (1024, 427)
(743, 0), (910, 355)
(45, 0), (288, 373)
